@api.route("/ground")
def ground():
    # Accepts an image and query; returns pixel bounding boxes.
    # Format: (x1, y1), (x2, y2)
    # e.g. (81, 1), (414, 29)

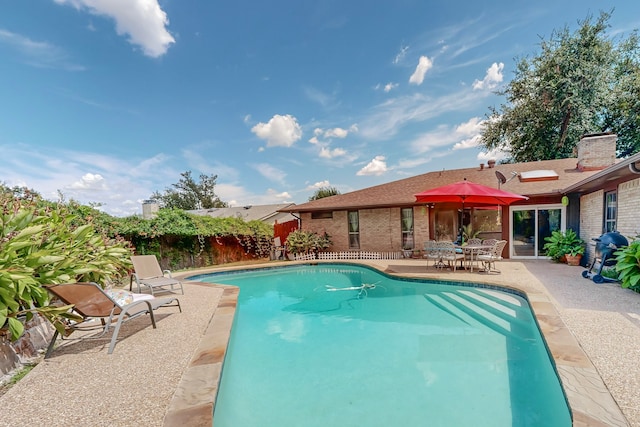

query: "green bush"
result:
(615, 238), (640, 292)
(0, 190), (132, 340)
(285, 230), (332, 255)
(543, 229), (585, 262)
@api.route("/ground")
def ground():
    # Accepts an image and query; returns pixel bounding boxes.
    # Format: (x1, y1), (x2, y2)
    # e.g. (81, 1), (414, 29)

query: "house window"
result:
(401, 208), (414, 249)
(311, 211), (333, 219)
(604, 191), (617, 232)
(348, 211), (360, 249)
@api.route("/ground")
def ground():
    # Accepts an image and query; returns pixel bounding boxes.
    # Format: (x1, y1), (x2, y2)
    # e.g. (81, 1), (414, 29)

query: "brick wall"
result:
(617, 177), (640, 240)
(300, 211), (349, 250)
(301, 206), (432, 252)
(414, 205), (431, 249)
(580, 190), (603, 263)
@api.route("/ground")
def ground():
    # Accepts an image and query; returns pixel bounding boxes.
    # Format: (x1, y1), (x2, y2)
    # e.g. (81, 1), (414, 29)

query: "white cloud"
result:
(54, 0), (175, 57)
(455, 116), (483, 135)
(0, 143), (179, 216)
(182, 147), (240, 181)
(478, 147), (509, 163)
(0, 29), (84, 70)
(308, 180), (331, 190)
(472, 62), (504, 90)
(251, 114), (302, 147)
(253, 163), (286, 185)
(452, 135), (482, 150)
(410, 117), (485, 154)
(324, 127), (349, 139)
(357, 156), (387, 176)
(384, 82), (398, 92)
(319, 147), (347, 159)
(393, 45), (409, 64)
(273, 190), (291, 199)
(409, 56), (433, 85)
(452, 117), (484, 150)
(358, 86), (490, 141)
(310, 126), (354, 143)
(68, 173), (107, 190)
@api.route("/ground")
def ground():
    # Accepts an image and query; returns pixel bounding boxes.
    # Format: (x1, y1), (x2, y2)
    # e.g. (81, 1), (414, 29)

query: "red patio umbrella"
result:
(414, 178), (528, 206)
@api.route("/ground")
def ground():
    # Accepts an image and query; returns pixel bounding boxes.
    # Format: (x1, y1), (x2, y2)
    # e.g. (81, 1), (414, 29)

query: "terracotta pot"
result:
(565, 254), (582, 266)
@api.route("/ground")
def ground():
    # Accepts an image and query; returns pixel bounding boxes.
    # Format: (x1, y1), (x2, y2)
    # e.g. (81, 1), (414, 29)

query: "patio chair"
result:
(477, 240), (508, 274)
(44, 282), (181, 357)
(481, 238), (498, 247)
(273, 236), (285, 260)
(423, 240), (439, 268)
(438, 241), (465, 271)
(130, 255), (184, 296)
(467, 238), (483, 246)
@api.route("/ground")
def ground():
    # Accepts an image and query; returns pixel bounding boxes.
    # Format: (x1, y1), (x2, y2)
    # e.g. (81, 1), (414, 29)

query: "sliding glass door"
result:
(510, 205), (564, 258)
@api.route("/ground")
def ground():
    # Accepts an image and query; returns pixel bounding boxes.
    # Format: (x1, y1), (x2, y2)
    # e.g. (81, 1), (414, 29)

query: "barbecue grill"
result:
(582, 231), (629, 283)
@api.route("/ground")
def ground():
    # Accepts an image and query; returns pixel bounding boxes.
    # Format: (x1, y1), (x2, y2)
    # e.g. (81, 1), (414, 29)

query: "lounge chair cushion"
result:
(105, 288), (155, 306)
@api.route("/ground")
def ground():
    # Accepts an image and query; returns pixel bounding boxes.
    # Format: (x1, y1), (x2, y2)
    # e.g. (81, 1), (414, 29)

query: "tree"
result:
(152, 171), (228, 210)
(308, 186), (341, 201)
(480, 11), (640, 162)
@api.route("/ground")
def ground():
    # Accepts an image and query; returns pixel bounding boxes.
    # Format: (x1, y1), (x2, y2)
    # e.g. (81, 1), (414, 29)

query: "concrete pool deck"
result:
(0, 259), (638, 426)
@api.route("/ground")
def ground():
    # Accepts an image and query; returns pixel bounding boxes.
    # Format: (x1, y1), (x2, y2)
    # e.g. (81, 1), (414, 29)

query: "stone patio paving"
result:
(0, 259), (638, 426)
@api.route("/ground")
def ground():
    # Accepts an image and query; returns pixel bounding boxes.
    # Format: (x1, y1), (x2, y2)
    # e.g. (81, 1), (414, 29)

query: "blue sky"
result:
(1, 1), (639, 216)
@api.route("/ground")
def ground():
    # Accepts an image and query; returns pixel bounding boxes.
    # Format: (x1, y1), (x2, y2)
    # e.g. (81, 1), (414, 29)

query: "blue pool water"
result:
(194, 264), (570, 427)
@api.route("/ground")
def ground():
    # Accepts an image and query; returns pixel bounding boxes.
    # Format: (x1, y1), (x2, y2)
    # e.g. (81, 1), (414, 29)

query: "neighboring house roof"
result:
(281, 158), (605, 213)
(189, 203), (297, 225)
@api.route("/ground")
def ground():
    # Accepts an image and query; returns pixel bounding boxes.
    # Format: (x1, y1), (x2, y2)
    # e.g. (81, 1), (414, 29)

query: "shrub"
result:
(285, 230), (332, 256)
(615, 238), (640, 292)
(0, 190), (132, 340)
(543, 229), (585, 262)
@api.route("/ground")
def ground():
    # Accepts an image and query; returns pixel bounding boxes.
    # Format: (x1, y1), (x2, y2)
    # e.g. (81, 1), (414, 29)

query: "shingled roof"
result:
(282, 158), (603, 212)
(189, 203), (297, 224)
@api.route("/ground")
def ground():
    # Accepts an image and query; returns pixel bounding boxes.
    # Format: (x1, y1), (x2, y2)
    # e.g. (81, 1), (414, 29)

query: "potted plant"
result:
(564, 242), (585, 266)
(543, 229), (585, 264)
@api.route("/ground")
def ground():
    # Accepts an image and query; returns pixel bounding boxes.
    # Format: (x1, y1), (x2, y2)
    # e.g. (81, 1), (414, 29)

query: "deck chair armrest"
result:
(163, 269), (173, 278)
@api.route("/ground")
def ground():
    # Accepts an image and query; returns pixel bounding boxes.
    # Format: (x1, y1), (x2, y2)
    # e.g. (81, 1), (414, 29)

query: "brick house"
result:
(564, 141), (640, 264)
(282, 133), (632, 260)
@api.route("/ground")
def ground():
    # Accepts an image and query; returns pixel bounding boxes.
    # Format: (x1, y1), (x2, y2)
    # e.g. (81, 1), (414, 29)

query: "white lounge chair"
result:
(130, 255), (184, 296)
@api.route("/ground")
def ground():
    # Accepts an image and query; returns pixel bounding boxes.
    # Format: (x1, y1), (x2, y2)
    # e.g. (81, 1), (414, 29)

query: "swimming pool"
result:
(194, 263), (570, 426)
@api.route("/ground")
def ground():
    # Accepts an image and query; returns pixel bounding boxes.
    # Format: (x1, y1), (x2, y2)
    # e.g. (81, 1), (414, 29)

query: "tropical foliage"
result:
(481, 11), (640, 161)
(543, 229), (585, 262)
(615, 238), (640, 292)
(0, 189), (132, 340)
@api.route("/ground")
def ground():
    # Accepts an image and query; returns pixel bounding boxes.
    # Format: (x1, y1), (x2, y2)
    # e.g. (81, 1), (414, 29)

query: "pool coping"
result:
(163, 260), (629, 427)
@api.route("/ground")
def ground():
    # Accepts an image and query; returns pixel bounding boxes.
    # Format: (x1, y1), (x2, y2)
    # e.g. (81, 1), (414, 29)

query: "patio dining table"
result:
(456, 244), (493, 272)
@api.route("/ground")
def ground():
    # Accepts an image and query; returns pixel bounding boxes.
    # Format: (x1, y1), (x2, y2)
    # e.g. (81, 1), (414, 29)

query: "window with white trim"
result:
(401, 208), (414, 249)
(604, 191), (617, 232)
(348, 211), (360, 249)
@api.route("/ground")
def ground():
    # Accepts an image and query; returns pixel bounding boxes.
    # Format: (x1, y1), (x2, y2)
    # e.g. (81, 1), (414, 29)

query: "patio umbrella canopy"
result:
(414, 178), (528, 206)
